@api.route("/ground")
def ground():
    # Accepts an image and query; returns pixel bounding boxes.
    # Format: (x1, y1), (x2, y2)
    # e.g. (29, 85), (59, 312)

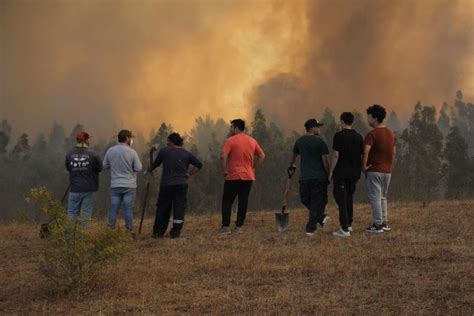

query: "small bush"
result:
(28, 187), (131, 292)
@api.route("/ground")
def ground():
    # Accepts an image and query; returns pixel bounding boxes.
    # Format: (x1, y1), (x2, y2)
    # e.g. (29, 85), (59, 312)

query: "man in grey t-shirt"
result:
(103, 129), (142, 232)
(290, 119), (331, 236)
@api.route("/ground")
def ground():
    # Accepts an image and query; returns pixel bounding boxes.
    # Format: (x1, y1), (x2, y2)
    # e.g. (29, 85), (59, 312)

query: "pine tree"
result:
(65, 124), (84, 150)
(33, 133), (48, 155)
(450, 90), (474, 155)
(466, 101), (474, 154)
(400, 103), (444, 204)
(320, 107), (336, 148)
(150, 123), (173, 148)
(352, 110), (370, 136)
(134, 133), (146, 157)
(386, 111), (402, 132)
(248, 109), (292, 209)
(389, 131), (408, 201)
(443, 127), (470, 199)
(11, 133), (31, 160)
(48, 121), (66, 154)
(251, 109), (271, 149)
(187, 130), (222, 212)
(148, 128), (156, 145)
(469, 158), (474, 198)
(437, 102), (451, 136)
(250, 110), (271, 209)
(452, 90), (468, 137)
(188, 116), (227, 160)
(0, 119), (12, 155)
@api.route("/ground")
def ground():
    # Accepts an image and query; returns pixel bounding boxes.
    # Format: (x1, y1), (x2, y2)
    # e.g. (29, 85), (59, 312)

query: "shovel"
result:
(275, 166), (296, 232)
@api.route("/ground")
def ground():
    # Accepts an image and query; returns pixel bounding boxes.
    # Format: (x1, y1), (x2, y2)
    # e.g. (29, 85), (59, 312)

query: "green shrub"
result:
(28, 187), (131, 292)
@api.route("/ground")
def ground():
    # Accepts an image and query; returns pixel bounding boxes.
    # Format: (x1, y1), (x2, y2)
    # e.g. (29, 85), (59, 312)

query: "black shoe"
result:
(169, 229), (181, 239)
(152, 232), (165, 239)
(382, 222), (391, 232)
(366, 224), (384, 233)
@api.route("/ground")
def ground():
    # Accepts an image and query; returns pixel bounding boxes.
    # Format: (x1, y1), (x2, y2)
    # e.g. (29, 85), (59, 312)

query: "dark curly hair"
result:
(366, 104), (386, 123)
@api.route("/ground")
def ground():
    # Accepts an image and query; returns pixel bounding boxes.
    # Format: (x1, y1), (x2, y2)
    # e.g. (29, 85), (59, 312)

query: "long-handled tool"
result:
(61, 184), (70, 205)
(40, 184), (70, 238)
(275, 166), (296, 232)
(138, 147), (157, 235)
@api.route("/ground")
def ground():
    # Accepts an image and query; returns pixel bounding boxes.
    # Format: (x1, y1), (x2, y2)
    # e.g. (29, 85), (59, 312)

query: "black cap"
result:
(304, 119), (324, 130)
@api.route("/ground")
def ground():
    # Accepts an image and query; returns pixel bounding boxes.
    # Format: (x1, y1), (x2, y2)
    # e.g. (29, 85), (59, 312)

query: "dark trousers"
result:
(153, 184), (188, 236)
(299, 179), (328, 232)
(333, 177), (357, 231)
(221, 180), (253, 227)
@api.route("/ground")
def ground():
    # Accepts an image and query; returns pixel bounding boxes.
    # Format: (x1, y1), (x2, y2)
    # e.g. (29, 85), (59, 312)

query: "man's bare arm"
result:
(289, 153), (298, 168)
(329, 150), (339, 180)
(254, 152), (265, 169)
(220, 153), (228, 176)
(187, 165), (200, 177)
(322, 154), (330, 176)
(362, 144), (372, 171)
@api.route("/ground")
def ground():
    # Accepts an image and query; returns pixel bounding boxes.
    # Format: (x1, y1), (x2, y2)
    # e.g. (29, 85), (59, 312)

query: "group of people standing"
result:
(64, 104), (395, 239)
(296, 103), (396, 238)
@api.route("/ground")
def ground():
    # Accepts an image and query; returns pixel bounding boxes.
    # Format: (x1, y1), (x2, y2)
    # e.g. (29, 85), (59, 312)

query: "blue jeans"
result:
(67, 192), (97, 228)
(108, 187), (136, 232)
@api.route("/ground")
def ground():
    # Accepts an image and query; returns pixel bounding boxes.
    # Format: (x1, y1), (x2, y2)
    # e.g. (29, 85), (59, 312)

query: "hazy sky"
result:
(1, 0), (473, 138)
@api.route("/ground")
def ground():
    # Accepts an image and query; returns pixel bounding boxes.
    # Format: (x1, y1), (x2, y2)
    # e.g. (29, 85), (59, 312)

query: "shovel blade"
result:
(275, 212), (289, 232)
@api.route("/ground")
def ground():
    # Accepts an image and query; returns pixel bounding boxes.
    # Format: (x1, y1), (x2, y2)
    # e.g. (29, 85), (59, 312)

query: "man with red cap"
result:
(65, 131), (103, 227)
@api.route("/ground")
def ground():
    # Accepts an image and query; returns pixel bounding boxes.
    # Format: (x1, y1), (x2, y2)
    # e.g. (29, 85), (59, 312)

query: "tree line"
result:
(1, 91), (473, 221)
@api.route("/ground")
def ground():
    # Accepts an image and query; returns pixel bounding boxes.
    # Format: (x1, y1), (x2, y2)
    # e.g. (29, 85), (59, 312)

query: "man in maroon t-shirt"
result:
(362, 104), (396, 233)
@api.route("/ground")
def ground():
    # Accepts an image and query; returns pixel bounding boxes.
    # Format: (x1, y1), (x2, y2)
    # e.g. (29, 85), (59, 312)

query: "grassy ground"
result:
(0, 200), (473, 314)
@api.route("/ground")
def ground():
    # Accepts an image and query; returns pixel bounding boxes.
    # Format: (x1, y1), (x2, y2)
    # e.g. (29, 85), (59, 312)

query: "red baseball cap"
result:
(76, 131), (92, 142)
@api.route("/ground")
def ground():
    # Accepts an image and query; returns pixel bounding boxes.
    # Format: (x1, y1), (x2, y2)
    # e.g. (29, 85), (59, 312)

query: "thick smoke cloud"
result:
(1, 0), (473, 137)
(253, 0), (474, 130)
(0, 0), (307, 138)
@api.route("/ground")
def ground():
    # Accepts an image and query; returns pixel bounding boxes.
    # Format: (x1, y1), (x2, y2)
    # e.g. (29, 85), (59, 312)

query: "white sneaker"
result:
(347, 226), (353, 232)
(218, 226), (231, 235)
(320, 216), (331, 231)
(382, 223), (391, 232)
(366, 224), (384, 233)
(333, 228), (350, 238)
(305, 230), (316, 237)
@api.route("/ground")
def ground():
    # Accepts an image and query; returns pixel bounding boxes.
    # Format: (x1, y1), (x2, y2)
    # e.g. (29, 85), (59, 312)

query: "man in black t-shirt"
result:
(290, 119), (331, 236)
(329, 112), (364, 238)
(65, 131), (102, 227)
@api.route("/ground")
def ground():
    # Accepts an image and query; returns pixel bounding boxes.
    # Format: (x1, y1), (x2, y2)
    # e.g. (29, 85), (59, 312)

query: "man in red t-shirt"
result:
(362, 104), (396, 233)
(218, 119), (265, 235)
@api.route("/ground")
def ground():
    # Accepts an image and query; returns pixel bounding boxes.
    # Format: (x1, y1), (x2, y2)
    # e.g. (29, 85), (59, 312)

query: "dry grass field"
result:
(0, 201), (473, 314)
